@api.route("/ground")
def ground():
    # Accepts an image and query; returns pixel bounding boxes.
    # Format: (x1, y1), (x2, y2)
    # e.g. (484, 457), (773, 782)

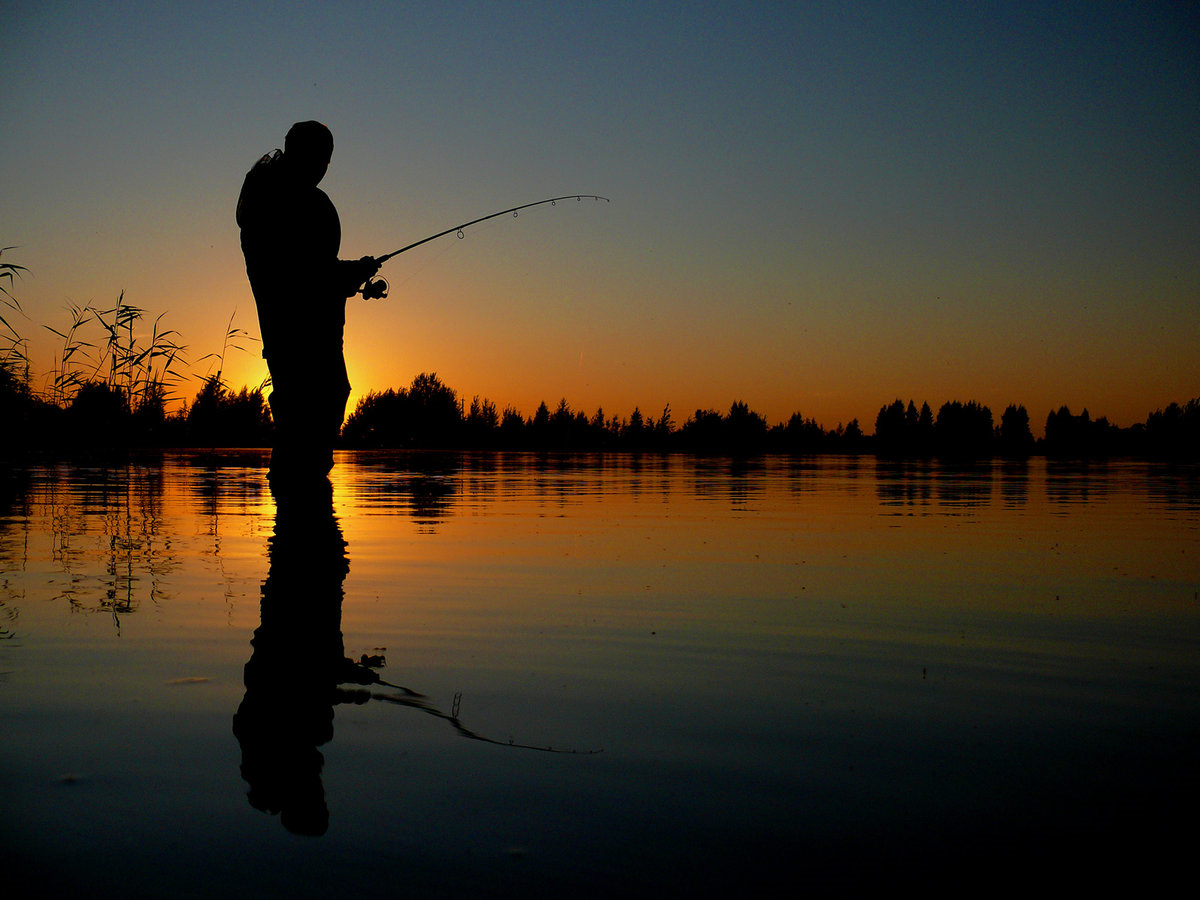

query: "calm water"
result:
(2, 452), (1198, 895)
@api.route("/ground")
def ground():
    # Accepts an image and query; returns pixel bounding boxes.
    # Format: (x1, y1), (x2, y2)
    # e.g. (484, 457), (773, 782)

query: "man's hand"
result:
(342, 256), (382, 297)
(356, 255), (381, 282)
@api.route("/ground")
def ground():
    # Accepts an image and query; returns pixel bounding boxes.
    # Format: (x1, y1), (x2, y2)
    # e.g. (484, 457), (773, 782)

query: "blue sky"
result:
(2, 1), (1196, 429)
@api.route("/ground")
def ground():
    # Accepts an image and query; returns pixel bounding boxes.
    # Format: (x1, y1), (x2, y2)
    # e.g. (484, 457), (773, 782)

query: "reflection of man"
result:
(236, 121), (379, 477)
(232, 477), (378, 836)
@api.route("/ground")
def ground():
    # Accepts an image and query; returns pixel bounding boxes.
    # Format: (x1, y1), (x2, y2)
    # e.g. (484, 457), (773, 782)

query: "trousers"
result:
(265, 344), (351, 476)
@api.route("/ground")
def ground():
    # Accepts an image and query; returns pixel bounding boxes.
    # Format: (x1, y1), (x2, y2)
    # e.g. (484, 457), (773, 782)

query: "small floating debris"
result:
(57, 773), (84, 785)
(165, 676), (211, 686)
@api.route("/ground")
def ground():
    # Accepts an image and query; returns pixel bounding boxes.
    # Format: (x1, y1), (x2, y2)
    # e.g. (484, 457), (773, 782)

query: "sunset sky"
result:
(2, 1), (1196, 433)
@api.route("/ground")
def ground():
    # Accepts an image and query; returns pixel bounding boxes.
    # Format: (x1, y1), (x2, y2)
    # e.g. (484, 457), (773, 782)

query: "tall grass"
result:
(0, 246), (30, 389)
(39, 294), (189, 414)
(0, 246), (273, 448)
(195, 309), (258, 393)
(92, 292), (187, 412)
(43, 300), (97, 406)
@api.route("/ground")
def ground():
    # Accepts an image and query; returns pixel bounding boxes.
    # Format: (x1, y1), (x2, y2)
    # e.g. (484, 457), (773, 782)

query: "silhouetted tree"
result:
(529, 400), (551, 446)
(725, 400), (768, 453)
(184, 376), (272, 447)
(679, 408), (724, 451)
(341, 373), (462, 448)
(499, 405), (526, 447)
(1042, 405), (1124, 456)
(675, 402), (769, 454)
(407, 372), (461, 446)
(840, 418), (865, 450)
(69, 382), (129, 443)
(771, 411), (827, 453)
(0, 357), (36, 447)
(652, 404), (674, 444)
(874, 399), (909, 453)
(904, 400), (919, 431)
(874, 398), (933, 455)
(341, 388), (404, 446)
(549, 398), (575, 449)
(1144, 399), (1200, 457)
(934, 401), (994, 456)
(998, 404), (1034, 457)
(624, 406), (645, 448)
(917, 401), (933, 441)
(465, 395), (499, 447)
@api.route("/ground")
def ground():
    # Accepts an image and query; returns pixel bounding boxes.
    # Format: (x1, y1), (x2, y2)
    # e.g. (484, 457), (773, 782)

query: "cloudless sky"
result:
(2, 1), (1196, 432)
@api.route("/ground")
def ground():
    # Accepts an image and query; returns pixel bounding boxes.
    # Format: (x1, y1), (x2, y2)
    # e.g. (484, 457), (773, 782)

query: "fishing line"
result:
(382, 232), (461, 292)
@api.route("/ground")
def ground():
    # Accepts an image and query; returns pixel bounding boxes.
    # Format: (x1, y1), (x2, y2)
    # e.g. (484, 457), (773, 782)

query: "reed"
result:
(90, 292), (188, 414)
(35, 293), (190, 417)
(0, 246), (30, 387)
(195, 309), (257, 394)
(42, 300), (96, 407)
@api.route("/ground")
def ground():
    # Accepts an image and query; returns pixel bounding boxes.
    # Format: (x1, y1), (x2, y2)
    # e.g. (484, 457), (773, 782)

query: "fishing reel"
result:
(359, 276), (389, 301)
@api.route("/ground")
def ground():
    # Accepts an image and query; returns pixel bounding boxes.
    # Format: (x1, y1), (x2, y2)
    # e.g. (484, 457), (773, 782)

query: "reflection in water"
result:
(0, 468), (26, 639)
(873, 458), (1031, 513)
(1147, 462), (1200, 514)
(38, 462), (174, 624)
(1045, 459), (1111, 509)
(232, 472), (599, 835)
(1, 453), (1199, 894)
(232, 476), (368, 836)
(934, 460), (993, 510)
(875, 458), (935, 510)
(349, 451), (462, 530)
(998, 459), (1030, 508)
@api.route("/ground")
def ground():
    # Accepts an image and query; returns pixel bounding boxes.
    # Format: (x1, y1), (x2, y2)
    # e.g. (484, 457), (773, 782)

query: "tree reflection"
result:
(350, 451), (461, 530)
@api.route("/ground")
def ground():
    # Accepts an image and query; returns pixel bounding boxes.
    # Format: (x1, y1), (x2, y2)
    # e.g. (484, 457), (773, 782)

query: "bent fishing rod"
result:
(358, 194), (609, 299)
(336, 660), (602, 754)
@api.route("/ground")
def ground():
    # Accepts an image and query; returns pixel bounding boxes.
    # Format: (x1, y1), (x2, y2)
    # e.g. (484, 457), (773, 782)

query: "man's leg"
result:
(266, 350), (350, 477)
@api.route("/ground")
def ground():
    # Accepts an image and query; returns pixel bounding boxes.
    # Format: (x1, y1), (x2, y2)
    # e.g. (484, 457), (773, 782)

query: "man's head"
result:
(283, 121), (334, 185)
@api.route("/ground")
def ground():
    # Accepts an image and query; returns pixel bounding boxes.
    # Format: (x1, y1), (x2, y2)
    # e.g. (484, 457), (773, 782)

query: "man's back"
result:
(237, 150), (345, 359)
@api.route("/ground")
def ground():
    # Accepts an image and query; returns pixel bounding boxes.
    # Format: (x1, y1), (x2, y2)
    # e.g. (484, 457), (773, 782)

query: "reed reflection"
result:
(232, 476), (376, 836)
(36, 462), (174, 622)
(0, 468), (28, 639)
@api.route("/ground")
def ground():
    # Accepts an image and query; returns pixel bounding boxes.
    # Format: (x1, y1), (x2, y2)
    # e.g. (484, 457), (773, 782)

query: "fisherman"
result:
(236, 120), (378, 478)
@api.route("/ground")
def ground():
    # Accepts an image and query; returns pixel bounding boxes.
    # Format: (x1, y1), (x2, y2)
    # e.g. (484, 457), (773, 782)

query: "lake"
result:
(2, 452), (1198, 896)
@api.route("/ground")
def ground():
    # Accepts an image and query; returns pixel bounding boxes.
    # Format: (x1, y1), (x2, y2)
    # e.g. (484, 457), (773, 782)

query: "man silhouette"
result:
(237, 120), (378, 478)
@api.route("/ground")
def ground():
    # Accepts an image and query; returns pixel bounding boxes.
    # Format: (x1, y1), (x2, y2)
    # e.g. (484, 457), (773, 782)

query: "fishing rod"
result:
(337, 657), (602, 754)
(358, 194), (610, 300)
(370, 689), (604, 755)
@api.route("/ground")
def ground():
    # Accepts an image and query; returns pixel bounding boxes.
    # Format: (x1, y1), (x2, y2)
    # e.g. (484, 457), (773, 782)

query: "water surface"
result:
(2, 453), (1197, 895)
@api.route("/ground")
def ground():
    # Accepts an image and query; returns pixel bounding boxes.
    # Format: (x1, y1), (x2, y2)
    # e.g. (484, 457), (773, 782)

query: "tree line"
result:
(2, 251), (1195, 458)
(4, 350), (1196, 459)
(870, 397), (1199, 458)
(337, 374), (1197, 458)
